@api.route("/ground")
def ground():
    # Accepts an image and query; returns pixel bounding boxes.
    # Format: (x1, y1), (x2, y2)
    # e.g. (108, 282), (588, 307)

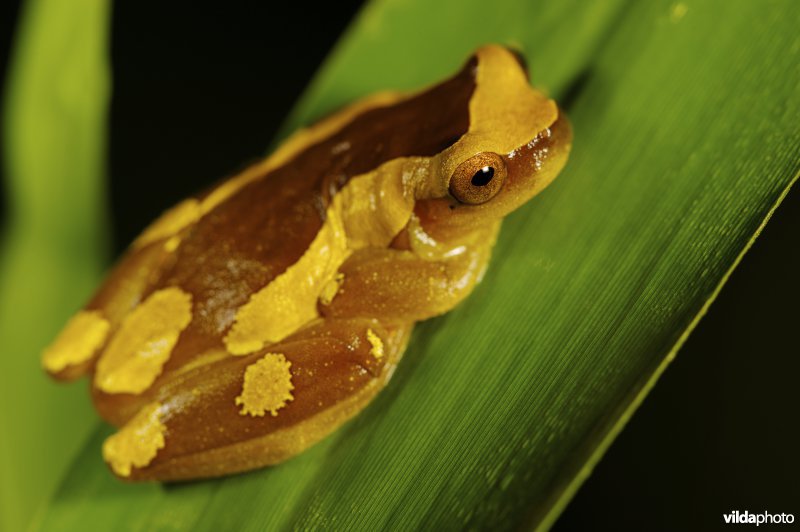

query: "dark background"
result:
(1, 2), (797, 530)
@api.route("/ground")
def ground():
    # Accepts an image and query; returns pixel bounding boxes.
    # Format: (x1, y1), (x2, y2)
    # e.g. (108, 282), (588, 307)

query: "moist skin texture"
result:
(42, 45), (572, 481)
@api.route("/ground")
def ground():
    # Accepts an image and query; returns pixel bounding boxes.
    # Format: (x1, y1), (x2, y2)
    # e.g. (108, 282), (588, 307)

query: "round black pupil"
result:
(471, 166), (494, 187)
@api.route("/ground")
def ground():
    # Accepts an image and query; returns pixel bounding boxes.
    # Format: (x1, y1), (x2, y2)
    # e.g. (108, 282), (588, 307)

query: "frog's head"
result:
(415, 45), (572, 236)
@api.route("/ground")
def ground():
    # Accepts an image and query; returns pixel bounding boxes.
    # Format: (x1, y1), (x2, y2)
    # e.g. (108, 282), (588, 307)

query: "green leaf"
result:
(22, 0), (800, 530)
(0, 0), (111, 530)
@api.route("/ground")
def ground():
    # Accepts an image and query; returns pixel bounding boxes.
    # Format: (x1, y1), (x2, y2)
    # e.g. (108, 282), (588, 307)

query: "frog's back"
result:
(74, 57), (477, 425)
(150, 59), (473, 365)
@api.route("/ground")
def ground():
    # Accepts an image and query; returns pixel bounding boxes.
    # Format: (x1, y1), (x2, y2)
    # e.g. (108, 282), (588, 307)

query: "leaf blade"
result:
(31, 0), (800, 530)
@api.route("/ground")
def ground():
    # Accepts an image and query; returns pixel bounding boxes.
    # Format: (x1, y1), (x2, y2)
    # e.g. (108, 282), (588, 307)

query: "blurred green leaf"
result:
(0, 0), (110, 530)
(20, 0), (800, 530)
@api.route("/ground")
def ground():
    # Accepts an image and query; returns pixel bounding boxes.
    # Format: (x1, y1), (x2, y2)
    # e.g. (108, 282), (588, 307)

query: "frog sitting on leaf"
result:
(42, 45), (572, 481)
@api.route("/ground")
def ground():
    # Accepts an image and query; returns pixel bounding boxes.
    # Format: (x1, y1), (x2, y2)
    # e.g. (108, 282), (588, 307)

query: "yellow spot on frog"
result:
(41, 310), (110, 373)
(163, 235), (181, 252)
(235, 353), (294, 417)
(102, 402), (166, 477)
(224, 209), (348, 354)
(366, 329), (384, 359)
(319, 272), (345, 306)
(95, 287), (193, 394)
(133, 198), (201, 249)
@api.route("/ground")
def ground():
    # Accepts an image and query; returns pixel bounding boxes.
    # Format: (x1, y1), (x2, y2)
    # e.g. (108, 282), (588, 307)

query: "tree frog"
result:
(41, 45), (571, 481)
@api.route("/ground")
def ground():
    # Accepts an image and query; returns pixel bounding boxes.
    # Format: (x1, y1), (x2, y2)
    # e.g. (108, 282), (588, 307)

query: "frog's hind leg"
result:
(101, 317), (411, 481)
(41, 238), (179, 381)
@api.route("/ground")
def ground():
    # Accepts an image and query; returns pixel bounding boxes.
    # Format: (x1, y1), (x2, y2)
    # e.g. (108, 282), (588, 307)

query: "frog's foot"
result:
(99, 318), (410, 481)
(41, 239), (179, 381)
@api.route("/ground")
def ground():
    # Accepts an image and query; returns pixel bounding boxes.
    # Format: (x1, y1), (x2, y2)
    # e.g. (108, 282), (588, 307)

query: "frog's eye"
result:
(449, 152), (507, 205)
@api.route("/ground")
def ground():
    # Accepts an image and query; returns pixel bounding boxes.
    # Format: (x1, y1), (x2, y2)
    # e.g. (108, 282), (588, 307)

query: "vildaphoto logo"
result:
(723, 510), (795, 526)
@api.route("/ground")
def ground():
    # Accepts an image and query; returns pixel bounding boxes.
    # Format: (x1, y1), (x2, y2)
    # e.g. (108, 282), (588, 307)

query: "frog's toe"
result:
(102, 319), (410, 481)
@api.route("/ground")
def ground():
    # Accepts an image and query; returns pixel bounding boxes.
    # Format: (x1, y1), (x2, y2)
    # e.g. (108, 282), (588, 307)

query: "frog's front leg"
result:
(101, 317), (410, 481)
(320, 225), (499, 323)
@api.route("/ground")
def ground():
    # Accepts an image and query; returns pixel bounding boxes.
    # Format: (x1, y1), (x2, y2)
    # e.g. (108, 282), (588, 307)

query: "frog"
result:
(41, 44), (572, 481)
